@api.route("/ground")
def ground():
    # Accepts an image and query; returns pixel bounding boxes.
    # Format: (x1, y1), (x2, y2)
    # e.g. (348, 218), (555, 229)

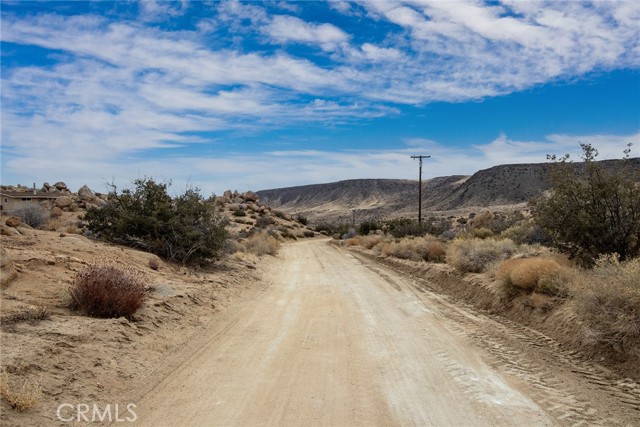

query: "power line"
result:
(411, 155), (431, 223)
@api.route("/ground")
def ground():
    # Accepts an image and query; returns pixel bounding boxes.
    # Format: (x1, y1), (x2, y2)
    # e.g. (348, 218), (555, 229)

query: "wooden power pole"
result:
(411, 155), (431, 223)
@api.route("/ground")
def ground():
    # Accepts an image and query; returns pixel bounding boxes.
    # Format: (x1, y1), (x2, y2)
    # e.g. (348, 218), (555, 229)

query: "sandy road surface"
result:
(129, 239), (639, 427)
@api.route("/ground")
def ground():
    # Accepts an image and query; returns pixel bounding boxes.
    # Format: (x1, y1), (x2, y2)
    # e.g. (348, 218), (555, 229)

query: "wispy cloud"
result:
(0, 1), (638, 193)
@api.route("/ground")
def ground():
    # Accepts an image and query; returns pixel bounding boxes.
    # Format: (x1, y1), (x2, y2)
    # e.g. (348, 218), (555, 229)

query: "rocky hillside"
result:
(258, 158), (640, 223)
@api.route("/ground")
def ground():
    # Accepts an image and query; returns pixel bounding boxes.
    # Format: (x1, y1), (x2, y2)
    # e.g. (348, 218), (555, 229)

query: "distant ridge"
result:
(258, 158), (640, 223)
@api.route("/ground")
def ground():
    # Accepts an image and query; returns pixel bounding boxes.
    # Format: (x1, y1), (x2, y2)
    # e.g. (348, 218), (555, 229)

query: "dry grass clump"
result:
(447, 238), (519, 273)
(347, 235), (384, 250)
(69, 263), (146, 318)
(495, 257), (570, 297)
(575, 257), (640, 350)
(0, 371), (42, 411)
(376, 237), (446, 263)
(244, 232), (280, 256)
(0, 306), (50, 326)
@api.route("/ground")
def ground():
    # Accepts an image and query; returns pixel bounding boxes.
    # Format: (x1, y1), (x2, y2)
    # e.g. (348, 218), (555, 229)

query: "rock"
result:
(247, 203), (259, 212)
(5, 216), (21, 227)
(78, 185), (95, 201)
(0, 247), (18, 288)
(223, 190), (233, 199)
(55, 196), (73, 208)
(228, 203), (240, 212)
(54, 181), (68, 191)
(243, 191), (259, 202)
(50, 207), (63, 217)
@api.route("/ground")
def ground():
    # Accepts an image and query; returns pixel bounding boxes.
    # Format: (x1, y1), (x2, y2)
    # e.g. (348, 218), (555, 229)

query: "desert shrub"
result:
(470, 227), (494, 239)
(575, 256), (640, 350)
(315, 221), (351, 238)
(532, 144), (640, 265)
(378, 237), (446, 263)
(233, 209), (247, 217)
(273, 210), (288, 220)
(296, 215), (308, 225)
(13, 205), (47, 228)
(84, 178), (228, 265)
(447, 238), (518, 273)
(358, 220), (381, 236)
(495, 258), (569, 296)
(1, 371), (42, 411)
(439, 229), (458, 240)
(487, 211), (526, 234)
(303, 230), (315, 238)
(281, 231), (297, 240)
(385, 218), (427, 238)
(244, 232), (280, 256)
(68, 264), (146, 318)
(501, 223), (548, 245)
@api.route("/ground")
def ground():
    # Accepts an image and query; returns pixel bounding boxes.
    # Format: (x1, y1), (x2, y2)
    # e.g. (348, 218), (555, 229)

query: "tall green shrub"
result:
(84, 178), (228, 265)
(532, 144), (640, 264)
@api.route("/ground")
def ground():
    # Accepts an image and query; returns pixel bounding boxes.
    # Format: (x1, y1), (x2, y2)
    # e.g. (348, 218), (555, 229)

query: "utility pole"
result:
(411, 155), (431, 223)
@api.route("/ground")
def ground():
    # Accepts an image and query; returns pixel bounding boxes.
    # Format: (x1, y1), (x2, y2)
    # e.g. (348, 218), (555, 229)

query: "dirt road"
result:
(130, 239), (639, 427)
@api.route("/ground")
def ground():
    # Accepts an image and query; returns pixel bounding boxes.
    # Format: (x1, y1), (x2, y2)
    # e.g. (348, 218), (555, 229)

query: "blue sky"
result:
(1, 0), (639, 195)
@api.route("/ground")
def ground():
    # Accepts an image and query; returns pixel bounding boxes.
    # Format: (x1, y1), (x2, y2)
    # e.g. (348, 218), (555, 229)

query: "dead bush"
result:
(0, 371), (42, 411)
(69, 264), (146, 318)
(447, 238), (518, 273)
(496, 258), (569, 296)
(244, 232), (280, 256)
(575, 257), (640, 350)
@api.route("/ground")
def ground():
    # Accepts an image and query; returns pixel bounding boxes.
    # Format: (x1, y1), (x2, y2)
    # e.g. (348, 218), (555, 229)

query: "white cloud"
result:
(263, 15), (350, 52)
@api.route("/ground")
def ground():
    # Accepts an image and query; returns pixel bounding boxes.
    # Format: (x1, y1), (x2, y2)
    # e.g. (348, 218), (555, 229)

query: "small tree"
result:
(84, 178), (228, 265)
(532, 144), (640, 265)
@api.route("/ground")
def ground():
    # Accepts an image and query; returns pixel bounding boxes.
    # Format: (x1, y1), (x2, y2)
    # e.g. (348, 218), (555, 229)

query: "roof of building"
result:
(0, 191), (61, 199)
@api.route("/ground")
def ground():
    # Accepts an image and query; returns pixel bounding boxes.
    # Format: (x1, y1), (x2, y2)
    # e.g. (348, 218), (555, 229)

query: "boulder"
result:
(55, 196), (73, 208)
(78, 185), (95, 201)
(223, 190), (233, 199)
(50, 207), (63, 217)
(243, 191), (259, 202)
(228, 203), (240, 212)
(54, 181), (68, 191)
(5, 216), (21, 227)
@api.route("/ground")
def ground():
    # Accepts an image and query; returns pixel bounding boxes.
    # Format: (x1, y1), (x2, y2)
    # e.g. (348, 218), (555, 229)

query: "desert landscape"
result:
(2, 1), (640, 426)
(1, 152), (640, 426)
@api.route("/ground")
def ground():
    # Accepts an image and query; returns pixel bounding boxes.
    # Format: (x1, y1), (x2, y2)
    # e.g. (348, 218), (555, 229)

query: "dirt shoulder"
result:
(1, 228), (269, 426)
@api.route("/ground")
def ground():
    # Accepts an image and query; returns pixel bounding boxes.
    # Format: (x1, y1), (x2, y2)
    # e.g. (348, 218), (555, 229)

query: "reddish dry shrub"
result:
(69, 264), (146, 318)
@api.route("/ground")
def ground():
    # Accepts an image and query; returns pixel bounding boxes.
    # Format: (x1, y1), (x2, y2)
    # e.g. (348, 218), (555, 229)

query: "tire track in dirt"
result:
(349, 249), (640, 427)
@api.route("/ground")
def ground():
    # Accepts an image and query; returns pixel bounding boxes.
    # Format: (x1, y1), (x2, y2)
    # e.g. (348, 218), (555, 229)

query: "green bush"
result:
(233, 209), (247, 217)
(296, 214), (308, 225)
(532, 144), (640, 265)
(84, 178), (228, 265)
(358, 220), (381, 235)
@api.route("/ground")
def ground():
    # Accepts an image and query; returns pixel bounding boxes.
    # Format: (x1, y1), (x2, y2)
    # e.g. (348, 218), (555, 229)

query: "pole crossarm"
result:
(411, 155), (431, 223)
